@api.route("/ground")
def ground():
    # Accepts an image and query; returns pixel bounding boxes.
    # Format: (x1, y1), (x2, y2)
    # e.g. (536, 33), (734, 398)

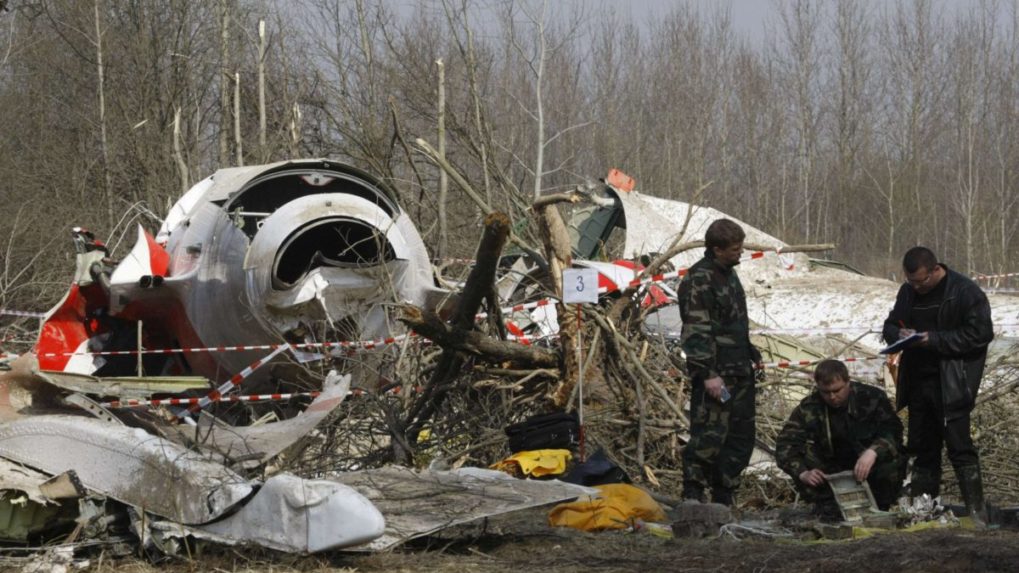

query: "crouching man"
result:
(775, 360), (904, 515)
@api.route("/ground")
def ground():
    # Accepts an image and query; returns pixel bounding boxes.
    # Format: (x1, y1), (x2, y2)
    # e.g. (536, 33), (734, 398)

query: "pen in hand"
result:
(898, 320), (916, 339)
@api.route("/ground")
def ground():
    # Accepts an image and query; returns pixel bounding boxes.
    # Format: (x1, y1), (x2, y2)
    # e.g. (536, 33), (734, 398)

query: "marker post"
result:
(562, 267), (598, 462)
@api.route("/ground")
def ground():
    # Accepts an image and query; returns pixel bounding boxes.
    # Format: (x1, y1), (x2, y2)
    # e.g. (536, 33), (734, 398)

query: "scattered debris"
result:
(0, 162), (1016, 565)
(900, 494), (959, 527)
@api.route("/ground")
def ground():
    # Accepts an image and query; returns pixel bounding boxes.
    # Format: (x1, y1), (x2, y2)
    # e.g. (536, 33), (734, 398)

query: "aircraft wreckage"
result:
(1, 159), (1017, 555)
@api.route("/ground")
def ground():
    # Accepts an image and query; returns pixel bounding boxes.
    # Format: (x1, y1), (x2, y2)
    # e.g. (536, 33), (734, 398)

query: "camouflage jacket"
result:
(677, 252), (758, 380)
(775, 381), (903, 478)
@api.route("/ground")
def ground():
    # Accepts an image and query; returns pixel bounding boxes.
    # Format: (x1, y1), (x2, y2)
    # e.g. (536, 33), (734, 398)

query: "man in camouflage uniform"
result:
(775, 360), (904, 513)
(677, 218), (761, 506)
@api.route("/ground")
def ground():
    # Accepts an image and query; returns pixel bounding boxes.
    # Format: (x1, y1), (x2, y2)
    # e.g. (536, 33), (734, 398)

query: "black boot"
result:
(711, 488), (733, 507)
(956, 464), (987, 528)
(682, 483), (705, 503)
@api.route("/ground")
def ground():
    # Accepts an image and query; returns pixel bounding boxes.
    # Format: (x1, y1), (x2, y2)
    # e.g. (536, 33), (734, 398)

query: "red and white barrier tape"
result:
(105, 391), (322, 409)
(489, 249), (788, 318)
(974, 271), (1019, 281)
(0, 309), (46, 319)
(183, 344), (291, 417)
(752, 323), (1019, 336)
(26, 313), (1019, 362)
(103, 381), (432, 410)
(751, 327), (876, 335)
(38, 334), (413, 359)
(758, 355), (885, 370)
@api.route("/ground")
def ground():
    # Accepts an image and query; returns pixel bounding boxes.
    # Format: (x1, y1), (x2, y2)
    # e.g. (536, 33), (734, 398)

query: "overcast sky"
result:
(384, 0), (990, 46)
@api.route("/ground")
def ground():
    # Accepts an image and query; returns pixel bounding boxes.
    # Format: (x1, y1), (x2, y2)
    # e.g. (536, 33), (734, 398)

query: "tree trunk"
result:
(258, 19), (266, 162)
(218, 0), (231, 165)
(94, 0), (112, 226)
(397, 212), (512, 463)
(233, 71), (243, 166)
(437, 58), (448, 259)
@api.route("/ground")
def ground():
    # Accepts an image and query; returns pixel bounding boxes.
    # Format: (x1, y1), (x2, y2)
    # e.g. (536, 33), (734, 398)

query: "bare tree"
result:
(219, 0), (233, 165)
(776, 0), (824, 242)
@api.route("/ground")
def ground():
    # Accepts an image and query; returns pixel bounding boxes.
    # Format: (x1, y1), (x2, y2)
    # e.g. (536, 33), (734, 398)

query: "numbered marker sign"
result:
(562, 268), (599, 304)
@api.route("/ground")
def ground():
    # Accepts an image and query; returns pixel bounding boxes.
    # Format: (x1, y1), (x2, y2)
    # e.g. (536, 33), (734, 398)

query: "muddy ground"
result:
(17, 506), (1019, 573)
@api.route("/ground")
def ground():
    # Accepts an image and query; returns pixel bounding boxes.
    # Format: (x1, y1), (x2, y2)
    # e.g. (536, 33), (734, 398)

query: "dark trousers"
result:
(682, 374), (756, 498)
(907, 376), (979, 497)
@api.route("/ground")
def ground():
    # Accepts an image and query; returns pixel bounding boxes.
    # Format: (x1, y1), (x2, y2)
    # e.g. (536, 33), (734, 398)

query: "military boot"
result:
(710, 488), (733, 507)
(956, 464), (987, 528)
(909, 467), (941, 499)
(682, 483), (705, 503)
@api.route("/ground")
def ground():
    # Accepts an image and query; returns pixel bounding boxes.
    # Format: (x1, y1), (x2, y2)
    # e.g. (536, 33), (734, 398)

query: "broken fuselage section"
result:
(34, 160), (433, 387)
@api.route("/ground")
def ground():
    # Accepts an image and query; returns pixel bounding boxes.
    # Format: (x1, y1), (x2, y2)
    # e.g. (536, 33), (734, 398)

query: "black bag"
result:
(504, 411), (579, 453)
(562, 449), (630, 486)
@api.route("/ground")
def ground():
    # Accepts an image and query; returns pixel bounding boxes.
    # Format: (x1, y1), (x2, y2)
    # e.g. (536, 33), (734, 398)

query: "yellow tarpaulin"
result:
(490, 449), (572, 478)
(548, 483), (667, 531)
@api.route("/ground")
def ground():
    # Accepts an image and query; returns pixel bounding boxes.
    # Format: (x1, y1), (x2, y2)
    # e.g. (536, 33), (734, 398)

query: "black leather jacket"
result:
(882, 265), (993, 418)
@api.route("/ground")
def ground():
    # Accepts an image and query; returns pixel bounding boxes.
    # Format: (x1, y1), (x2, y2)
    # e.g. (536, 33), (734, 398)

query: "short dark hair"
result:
(814, 359), (849, 386)
(705, 218), (746, 250)
(903, 246), (938, 273)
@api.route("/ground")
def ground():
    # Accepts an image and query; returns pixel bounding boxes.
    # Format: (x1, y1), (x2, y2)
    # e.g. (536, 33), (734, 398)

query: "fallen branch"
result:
(399, 305), (558, 368)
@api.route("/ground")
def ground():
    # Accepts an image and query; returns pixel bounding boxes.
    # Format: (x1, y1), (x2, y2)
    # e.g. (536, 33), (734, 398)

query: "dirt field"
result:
(38, 507), (1019, 573)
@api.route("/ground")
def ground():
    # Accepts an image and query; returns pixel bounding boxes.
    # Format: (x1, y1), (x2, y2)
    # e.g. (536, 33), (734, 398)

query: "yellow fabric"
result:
(490, 449), (572, 478)
(548, 483), (667, 531)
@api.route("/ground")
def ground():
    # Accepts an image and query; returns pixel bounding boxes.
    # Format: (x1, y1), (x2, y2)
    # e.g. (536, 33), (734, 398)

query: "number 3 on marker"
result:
(562, 268), (598, 304)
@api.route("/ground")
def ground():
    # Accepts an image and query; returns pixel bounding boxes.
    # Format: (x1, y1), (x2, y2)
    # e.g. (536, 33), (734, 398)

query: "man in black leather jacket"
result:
(883, 246), (993, 522)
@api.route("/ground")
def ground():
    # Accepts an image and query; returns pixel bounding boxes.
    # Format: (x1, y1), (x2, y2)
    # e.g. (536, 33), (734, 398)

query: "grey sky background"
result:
(383, 0), (993, 46)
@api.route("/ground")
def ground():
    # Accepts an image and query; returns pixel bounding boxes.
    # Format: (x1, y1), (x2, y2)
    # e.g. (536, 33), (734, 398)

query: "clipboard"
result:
(879, 332), (923, 355)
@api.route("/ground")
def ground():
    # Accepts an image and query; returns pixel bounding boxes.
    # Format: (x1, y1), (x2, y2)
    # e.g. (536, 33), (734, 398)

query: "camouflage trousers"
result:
(682, 374), (755, 500)
(791, 450), (905, 511)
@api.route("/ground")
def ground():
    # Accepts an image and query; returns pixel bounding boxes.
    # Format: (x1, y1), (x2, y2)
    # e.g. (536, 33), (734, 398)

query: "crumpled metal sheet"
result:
(614, 191), (806, 282)
(176, 472), (385, 553)
(169, 373), (350, 465)
(0, 415), (252, 524)
(332, 466), (593, 551)
(0, 457), (51, 504)
(35, 371), (209, 399)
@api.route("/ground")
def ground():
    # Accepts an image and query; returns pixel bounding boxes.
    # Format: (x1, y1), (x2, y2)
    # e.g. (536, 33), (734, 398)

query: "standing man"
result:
(883, 246), (993, 521)
(776, 360), (904, 516)
(677, 218), (761, 506)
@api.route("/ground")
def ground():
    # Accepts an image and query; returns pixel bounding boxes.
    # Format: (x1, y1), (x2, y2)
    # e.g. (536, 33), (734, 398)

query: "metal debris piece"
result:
(900, 494), (958, 526)
(0, 458), (51, 504)
(0, 494), (75, 543)
(34, 372), (210, 400)
(179, 473), (385, 553)
(0, 460), (78, 543)
(827, 470), (879, 524)
(170, 372), (351, 466)
(63, 394), (121, 425)
(39, 472), (87, 501)
(827, 471), (899, 528)
(333, 466), (592, 551)
(0, 415), (252, 524)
